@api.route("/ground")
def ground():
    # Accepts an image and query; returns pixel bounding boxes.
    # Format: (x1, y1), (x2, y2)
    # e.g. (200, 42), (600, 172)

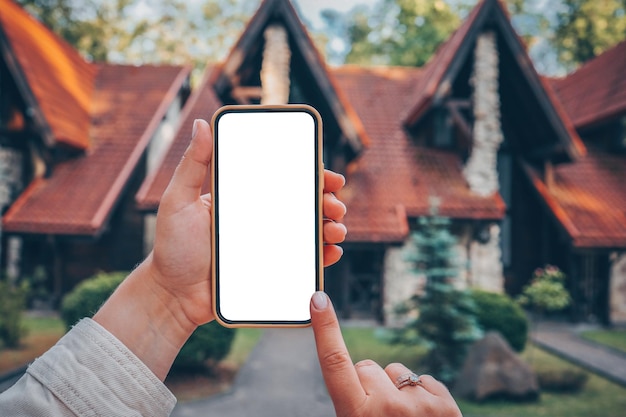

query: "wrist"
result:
(93, 258), (198, 380)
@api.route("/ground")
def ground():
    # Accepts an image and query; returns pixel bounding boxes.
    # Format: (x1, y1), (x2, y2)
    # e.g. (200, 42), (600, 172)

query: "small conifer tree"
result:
(396, 201), (482, 384)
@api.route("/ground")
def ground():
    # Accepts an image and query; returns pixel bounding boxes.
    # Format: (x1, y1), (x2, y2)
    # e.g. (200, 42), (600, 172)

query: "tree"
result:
(17, 0), (143, 62)
(552, 0), (626, 70)
(322, 0), (461, 67)
(395, 202), (482, 384)
(15, 0), (258, 71)
(321, 0), (625, 75)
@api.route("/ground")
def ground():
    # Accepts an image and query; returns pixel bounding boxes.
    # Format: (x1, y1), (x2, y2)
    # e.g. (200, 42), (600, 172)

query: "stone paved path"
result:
(171, 327), (336, 417)
(531, 321), (626, 387)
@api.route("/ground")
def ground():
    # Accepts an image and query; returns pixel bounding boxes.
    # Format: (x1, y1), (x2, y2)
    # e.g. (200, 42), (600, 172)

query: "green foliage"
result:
(395, 204), (482, 384)
(173, 322), (236, 371)
(16, 0), (257, 73)
(329, 0), (461, 67)
(0, 280), (29, 348)
(518, 265), (571, 313)
(470, 290), (528, 352)
(21, 266), (51, 307)
(553, 0), (626, 70)
(60, 271), (127, 329)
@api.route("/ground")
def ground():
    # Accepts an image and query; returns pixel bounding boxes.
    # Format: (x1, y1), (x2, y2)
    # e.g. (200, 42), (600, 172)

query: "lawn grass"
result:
(221, 328), (264, 368)
(341, 327), (427, 371)
(341, 326), (626, 417)
(580, 329), (626, 354)
(0, 315), (65, 374)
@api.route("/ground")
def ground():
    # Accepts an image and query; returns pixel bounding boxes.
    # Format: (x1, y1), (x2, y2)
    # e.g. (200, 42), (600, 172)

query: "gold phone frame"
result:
(210, 104), (324, 328)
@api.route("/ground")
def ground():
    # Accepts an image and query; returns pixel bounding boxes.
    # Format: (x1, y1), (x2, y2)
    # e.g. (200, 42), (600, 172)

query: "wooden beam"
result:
(544, 160), (554, 190)
(231, 86), (262, 104)
(446, 101), (473, 144)
(447, 99), (471, 110)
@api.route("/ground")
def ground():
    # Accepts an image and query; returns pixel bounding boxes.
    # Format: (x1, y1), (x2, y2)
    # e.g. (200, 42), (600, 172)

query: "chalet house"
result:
(0, 0), (190, 302)
(138, 0), (626, 325)
(2, 0), (624, 325)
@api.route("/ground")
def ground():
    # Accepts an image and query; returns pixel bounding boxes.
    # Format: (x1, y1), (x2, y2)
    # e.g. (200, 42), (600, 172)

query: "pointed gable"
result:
(0, 0), (96, 149)
(526, 41), (626, 249)
(211, 0), (369, 161)
(404, 0), (585, 162)
(334, 65), (505, 243)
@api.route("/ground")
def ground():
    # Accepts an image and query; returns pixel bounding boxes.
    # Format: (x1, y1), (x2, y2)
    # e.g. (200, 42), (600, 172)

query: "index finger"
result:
(310, 292), (365, 415)
(324, 169), (345, 194)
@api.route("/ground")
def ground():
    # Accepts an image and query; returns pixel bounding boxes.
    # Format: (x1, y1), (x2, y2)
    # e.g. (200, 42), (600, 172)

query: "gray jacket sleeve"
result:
(0, 318), (177, 416)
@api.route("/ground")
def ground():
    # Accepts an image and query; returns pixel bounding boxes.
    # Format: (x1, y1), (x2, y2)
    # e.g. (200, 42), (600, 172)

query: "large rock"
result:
(454, 331), (539, 401)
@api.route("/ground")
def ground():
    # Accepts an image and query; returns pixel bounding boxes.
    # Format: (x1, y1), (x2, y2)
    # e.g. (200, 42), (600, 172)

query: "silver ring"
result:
(395, 372), (422, 389)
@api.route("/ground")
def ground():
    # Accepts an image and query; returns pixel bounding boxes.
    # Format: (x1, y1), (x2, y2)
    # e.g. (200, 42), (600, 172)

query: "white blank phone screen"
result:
(215, 110), (319, 323)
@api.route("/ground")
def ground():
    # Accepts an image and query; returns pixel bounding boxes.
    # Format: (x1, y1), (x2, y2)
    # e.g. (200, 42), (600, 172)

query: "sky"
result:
(293, 0), (375, 29)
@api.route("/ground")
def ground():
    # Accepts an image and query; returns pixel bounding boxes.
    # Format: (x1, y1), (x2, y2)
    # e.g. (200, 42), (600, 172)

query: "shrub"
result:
(173, 321), (236, 371)
(61, 271), (236, 370)
(537, 368), (588, 392)
(470, 289), (528, 352)
(61, 271), (127, 329)
(518, 265), (570, 313)
(0, 280), (29, 348)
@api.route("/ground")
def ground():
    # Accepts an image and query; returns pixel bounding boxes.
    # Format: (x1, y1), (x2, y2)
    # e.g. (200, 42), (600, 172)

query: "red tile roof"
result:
(0, 0), (96, 149)
(3, 64), (190, 235)
(136, 68), (223, 211)
(333, 66), (505, 243)
(550, 40), (626, 129)
(524, 150), (626, 248)
(136, 65), (505, 243)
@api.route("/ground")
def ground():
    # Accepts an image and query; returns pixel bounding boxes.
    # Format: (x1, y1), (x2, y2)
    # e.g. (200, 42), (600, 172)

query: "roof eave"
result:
(520, 161), (580, 246)
(0, 24), (55, 147)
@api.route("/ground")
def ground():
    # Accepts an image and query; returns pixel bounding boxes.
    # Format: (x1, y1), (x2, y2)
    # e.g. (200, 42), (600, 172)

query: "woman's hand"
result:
(95, 118), (347, 380)
(150, 119), (348, 329)
(310, 292), (463, 417)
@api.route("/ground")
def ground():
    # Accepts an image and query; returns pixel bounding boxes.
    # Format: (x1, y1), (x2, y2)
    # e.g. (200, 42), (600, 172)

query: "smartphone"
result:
(211, 105), (323, 327)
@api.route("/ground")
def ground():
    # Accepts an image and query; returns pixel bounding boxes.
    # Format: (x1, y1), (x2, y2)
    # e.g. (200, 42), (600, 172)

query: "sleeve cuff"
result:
(27, 318), (176, 416)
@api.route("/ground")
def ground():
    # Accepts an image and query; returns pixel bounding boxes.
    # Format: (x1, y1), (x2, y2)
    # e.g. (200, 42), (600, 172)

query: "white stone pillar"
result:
(261, 25), (291, 105)
(382, 241), (425, 327)
(464, 31), (503, 197)
(469, 224), (504, 293)
(0, 146), (24, 281)
(610, 252), (626, 325)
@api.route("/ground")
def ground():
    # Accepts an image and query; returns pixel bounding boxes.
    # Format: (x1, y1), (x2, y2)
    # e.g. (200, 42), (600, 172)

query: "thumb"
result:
(164, 119), (213, 206)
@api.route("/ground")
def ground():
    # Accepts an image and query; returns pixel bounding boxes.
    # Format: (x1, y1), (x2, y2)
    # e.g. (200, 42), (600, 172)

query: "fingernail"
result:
(312, 291), (328, 310)
(192, 119), (200, 139)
